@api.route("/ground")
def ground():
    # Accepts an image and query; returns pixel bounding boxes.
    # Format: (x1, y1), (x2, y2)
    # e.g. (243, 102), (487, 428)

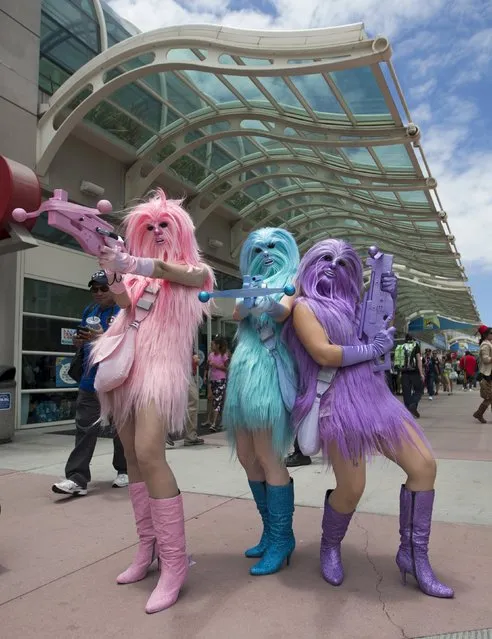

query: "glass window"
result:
(373, 145), (414, 170)
(84, 100), (155, 148)
(104, 6), (135, 46)
(330, 67), (391, 116)
(40, 11), (99, 74)
(166, 73), (205, 115)
(181, 71), (239, 105)
(22, 316), (80, 353)
(21, 391), (77, 425)
(289, 74), (346, 117)
(20, 278), (97, 426)
(108, 83), (163, 132)
(22, 354), (78, 390)
(256, 77), (305, 112)
(342, 147), (378, 168)
(24, 278), (90, 318)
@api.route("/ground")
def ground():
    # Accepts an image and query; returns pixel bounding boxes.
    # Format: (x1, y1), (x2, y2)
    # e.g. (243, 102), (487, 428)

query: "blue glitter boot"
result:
(245, 481), (269, 558)
(250, 478), (295, 576)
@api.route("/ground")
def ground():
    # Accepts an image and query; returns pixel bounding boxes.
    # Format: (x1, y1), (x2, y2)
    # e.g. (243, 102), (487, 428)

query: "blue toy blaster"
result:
(358, 246), (394, 372)
(198, 274), (295, 304)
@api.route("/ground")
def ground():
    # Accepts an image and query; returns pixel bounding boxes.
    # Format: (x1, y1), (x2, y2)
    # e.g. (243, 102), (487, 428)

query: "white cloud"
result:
(409, 79), (437, 102)
(411, 102), (432, 123)
(109, 0), (447, 35)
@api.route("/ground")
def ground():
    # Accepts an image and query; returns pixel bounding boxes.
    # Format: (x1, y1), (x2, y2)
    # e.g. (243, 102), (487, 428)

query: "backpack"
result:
(394, 342), (418, 371)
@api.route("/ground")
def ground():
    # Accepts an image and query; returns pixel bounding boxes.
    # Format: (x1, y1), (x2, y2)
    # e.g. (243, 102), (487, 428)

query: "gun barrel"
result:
(198, 284), (295, 303)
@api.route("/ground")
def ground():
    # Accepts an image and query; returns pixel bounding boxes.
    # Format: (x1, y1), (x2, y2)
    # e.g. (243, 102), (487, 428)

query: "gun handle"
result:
(374, 351), (391, 372)
(105, 237), (125, 252)
(242, 278), (254, 309)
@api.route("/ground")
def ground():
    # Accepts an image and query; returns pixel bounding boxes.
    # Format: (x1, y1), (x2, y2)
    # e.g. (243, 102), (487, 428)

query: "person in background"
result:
(473, 326), (492, 423)
(284, 436), (312, 467)
(184, 351), (205, 446)
(394, 334), (424, 418)
(422, 349), (438, 400)
(52, 271), (127, 497)
(442, 353), (454, 395)
(165, 351), (204, 448)
(432, 350), (441, 396)
(459, 351), (477, 391)
(201, 353), (214, 429)
(206, 336), (229, 432)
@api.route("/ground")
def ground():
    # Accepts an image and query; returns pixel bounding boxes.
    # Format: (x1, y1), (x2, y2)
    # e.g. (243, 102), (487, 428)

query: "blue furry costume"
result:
(223, 228), (300, 457)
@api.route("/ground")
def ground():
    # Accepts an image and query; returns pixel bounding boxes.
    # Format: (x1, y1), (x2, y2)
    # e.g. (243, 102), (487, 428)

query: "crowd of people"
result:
(46, 188), (492, 616)
(385, 337), (488, 422)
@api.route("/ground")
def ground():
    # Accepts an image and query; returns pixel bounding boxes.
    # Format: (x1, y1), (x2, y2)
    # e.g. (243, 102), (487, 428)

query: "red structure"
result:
(0, 156), (41, 240)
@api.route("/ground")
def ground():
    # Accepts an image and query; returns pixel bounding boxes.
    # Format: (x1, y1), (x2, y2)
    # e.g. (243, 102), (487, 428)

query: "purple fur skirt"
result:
(317, 361), (431, 462)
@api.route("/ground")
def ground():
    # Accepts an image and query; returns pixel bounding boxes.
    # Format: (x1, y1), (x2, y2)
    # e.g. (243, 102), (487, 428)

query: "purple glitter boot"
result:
(396, 485), (454, 598)
(320, 489), (354, 586)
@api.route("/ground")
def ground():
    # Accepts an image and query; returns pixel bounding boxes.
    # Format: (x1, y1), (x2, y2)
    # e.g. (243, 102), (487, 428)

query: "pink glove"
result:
(99, 247), (154, 277)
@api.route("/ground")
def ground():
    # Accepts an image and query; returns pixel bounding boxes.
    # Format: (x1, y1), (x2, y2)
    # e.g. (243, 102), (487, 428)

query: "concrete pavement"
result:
(0, 389), (491, 638)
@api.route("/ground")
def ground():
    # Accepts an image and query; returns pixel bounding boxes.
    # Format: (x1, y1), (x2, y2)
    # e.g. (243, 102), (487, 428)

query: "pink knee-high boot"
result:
(145, 493), (189, 614)
(117, 482), (156, 584)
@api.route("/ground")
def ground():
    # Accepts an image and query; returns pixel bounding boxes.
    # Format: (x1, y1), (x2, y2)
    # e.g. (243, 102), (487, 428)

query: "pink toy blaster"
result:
(12, 189), (123, 255)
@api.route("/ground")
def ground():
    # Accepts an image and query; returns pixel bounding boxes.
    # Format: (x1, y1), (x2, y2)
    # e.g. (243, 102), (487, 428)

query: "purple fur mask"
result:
(294, 239), (362, 344)
(282, 239), (364, 423)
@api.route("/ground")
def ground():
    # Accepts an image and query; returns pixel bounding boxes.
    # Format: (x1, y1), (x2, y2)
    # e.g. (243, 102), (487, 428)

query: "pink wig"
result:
(122, 188), (213, 302)
(123, 188), (200, 263)
(91, 188), (214, 431)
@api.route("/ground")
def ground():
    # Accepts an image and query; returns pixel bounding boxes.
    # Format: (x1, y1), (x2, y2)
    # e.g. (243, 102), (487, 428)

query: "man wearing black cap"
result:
(52, 271), (128, 497)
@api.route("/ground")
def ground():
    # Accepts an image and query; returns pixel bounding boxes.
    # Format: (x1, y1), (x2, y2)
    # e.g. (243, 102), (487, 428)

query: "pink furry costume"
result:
(91, 189), (213, 614)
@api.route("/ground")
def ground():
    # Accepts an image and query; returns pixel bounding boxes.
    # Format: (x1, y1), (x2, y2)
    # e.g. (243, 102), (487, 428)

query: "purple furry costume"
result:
(283, 239), (454, 599)
(283, 240), (426, 460)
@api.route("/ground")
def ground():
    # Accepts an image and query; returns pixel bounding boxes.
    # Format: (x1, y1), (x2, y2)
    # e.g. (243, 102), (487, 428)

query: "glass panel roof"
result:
(38, 5), (478, 321)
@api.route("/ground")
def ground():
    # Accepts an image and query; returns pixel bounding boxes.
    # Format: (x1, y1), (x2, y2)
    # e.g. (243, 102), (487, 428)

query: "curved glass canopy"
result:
(36, 5), (479, 324)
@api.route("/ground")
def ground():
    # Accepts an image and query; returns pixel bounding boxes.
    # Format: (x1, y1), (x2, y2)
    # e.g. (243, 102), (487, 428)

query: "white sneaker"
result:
(428, 396), (433, 400)
(52, 479), (87, 496)
(112, 473), (129, 488)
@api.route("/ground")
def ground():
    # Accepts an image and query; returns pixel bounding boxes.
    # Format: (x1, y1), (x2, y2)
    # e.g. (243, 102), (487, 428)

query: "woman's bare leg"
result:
(236, 429), (265, 481)
(252, 429), (290, 486)
(134, 402), (178, 498)
(328, 442), (366, 513)
(384, 422), (436, 491)
(117, 419), (142, 484)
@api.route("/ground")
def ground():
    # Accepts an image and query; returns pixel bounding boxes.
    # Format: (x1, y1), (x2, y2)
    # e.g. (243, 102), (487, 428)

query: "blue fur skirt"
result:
(222, 324), (294, 458)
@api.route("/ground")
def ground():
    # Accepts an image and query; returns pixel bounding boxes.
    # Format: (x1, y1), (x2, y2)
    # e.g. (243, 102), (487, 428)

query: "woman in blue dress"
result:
(222, 227), (299, 576)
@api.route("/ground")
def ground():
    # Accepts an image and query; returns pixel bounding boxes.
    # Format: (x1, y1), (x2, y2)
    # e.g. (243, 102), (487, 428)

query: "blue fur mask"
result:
(239, 228), (300, 287)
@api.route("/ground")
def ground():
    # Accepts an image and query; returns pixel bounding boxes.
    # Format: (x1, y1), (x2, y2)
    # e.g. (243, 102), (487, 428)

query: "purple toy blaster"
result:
(12, 189), (123, 256)
(358, 245), (394, 372)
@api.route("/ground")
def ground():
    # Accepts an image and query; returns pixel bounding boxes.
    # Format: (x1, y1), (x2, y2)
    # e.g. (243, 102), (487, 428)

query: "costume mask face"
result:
(298, 239), (362, 306)
(123, 189), (199, 263)
(240, 228), (299, 280)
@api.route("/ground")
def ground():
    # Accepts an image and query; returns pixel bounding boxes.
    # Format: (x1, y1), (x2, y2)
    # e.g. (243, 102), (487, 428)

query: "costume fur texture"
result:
(223, 228), (299, 456)
(91, 188), (213, 433)
(282, 239), (430, 462)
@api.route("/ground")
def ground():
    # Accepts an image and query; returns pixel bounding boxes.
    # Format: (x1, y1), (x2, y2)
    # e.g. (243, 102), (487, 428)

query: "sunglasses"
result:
(91, 285), (109, 293)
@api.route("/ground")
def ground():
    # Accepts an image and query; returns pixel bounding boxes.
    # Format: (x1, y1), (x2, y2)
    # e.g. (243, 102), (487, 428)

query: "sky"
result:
(109, 0), (492, 324)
